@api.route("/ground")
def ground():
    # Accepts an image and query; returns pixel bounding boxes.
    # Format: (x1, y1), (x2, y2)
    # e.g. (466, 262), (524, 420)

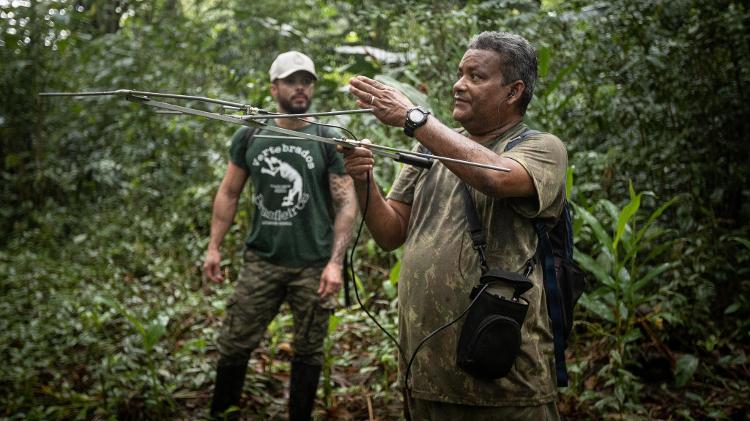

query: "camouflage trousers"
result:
(408, 398), (561, 421)
(216, 251), (336, 367)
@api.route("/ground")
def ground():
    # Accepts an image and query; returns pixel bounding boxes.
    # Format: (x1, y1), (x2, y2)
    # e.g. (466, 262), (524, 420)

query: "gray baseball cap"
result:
(269, 51), (318, 82)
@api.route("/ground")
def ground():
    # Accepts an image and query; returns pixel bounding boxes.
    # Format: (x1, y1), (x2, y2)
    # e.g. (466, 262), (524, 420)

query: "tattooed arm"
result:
(317, 172), (357, 298)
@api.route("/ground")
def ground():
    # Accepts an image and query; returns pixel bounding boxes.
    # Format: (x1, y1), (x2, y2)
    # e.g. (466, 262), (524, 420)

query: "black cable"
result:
(402, 234), (478, 393)
(344, 167), (487, 398)
(300, 118), (358, 140)
(346, 171), (405, 359)
(244, 107), (359, 141)
(403, 283), (488, 393)
(294, 117), (360, 140)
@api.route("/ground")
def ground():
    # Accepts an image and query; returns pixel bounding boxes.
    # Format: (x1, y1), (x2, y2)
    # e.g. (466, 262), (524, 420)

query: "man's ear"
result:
(506, 80), (525, 104)
(269, 81), (278, 99)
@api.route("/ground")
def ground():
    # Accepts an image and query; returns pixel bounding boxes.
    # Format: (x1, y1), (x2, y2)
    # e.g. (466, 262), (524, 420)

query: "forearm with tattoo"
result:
(328, 173), (357, 265)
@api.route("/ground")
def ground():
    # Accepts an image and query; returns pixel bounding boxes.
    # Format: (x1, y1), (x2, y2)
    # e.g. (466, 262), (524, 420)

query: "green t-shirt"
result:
(387, 123), (567, 406)
(229, 121), (345, 268)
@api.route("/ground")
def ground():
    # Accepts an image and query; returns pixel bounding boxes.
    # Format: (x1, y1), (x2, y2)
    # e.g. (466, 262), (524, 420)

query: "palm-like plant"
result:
(572, 182), (678, 411)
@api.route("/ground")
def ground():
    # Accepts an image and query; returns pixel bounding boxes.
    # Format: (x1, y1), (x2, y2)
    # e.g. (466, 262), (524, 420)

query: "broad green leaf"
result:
(601, 199), (620, 223)
(327, 313), (341, 334)
(634, 196), (678, 246)
(617, 266), (631, 290)
(573, 203), (613, 254)
(632, 262), (675, 292)
(389, 259), (401, 286)
(578, 293), (615, 323)
(574, 250), (615, 287)
(724, 302), (741, 315)
(618, 301), (629, 321)
(730, 236), (750, 251)
(675, 354), (699, 387)
(382, 279), (397, 300)
(614, 183), (642, 252)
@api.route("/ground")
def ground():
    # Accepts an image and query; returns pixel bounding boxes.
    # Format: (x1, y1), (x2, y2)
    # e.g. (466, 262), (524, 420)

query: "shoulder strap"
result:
(317, 124), (344, 168)
(241, 125), (259, 145)
(459, 127), (538, 271)
(461, 184), (535, 297)
(534, 220), (569, 387)
(504, 126), (570, 386)
(504, 128), (541, 152)
(460, 184), (489, 272)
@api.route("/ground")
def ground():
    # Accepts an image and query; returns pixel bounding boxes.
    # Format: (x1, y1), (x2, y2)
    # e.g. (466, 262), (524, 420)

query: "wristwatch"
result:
(404, 106), (431, 137)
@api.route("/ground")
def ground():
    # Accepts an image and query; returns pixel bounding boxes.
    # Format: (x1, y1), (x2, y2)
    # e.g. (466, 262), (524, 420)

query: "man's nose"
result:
(453, 77), (465, 93)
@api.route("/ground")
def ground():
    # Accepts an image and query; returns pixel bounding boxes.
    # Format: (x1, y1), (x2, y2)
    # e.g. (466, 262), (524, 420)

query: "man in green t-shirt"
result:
(203, 51), (357, 420)
(341, 32), (566, 420)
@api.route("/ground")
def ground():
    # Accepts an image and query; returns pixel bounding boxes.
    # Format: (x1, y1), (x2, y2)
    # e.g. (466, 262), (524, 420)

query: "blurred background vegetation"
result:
(1, 0), (748, 419)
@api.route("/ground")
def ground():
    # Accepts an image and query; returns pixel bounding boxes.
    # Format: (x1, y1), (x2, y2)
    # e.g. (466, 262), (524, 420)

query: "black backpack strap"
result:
(504, 128), (541, 152)
(241, 125), (259, 145)
(462, 127), (535, 274)
(461, 183), (538, 299)
(460, 183), (489, 272)
(504, 126), (569, 386)
(534, 220), (569, 387)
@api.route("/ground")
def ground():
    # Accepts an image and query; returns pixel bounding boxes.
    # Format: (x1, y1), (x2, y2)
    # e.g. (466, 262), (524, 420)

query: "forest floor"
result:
(174, 308), (750, 421)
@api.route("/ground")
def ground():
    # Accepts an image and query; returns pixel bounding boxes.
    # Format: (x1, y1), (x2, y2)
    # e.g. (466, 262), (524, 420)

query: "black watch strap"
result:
(404, 106), (430, 137)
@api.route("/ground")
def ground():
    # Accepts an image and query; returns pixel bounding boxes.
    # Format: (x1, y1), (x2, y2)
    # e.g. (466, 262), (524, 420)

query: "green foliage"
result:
(571, 183), (678, 412)
(2, 0), (749, 419)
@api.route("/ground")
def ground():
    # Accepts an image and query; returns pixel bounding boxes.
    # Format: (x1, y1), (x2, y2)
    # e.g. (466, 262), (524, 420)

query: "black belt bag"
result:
(456, 268), (532, 380)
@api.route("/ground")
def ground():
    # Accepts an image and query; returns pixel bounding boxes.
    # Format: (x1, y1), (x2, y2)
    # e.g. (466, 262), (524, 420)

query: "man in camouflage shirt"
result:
(203, 51), (357, 420)
(342, 32), (566, 420)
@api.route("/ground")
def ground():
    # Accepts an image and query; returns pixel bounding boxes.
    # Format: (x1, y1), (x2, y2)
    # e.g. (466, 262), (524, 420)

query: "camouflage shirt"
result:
(387, 123), (567, 406)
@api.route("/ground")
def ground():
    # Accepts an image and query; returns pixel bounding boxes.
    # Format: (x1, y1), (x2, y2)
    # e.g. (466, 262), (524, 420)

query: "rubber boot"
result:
(210, 363), (247, 420)
(288, 361), (322, 421)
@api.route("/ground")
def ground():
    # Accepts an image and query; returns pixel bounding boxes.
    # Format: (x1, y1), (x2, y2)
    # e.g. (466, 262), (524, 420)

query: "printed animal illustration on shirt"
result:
(260, 156), (303, 207)
(250, 144), (313, 226)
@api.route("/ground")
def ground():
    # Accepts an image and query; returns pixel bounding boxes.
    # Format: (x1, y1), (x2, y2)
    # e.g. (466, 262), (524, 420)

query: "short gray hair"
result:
(467, 31), (537, 114)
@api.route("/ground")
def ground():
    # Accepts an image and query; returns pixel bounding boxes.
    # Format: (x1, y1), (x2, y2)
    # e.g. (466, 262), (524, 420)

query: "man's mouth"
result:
(454, 96), (470, 106)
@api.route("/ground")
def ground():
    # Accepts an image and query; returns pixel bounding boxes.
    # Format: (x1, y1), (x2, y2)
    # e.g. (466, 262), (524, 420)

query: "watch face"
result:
(408, 108), (426, 124)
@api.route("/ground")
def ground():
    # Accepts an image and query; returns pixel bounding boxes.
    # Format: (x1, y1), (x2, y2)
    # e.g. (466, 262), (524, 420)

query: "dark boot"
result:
(210, 363), (247, 420)
(288, 361), (322, 421)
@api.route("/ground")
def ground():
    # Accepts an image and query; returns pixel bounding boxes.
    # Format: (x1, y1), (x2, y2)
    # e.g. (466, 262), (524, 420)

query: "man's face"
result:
(452, 49), (513, 131)
(271, 71), (315, 114)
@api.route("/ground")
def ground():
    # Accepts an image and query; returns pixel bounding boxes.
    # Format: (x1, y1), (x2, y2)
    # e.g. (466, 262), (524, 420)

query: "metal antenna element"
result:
(40, 89), (261, 114)
(39, 90), (373, 120)
(242, 109), (374, 120)
(39, 89), (511, 172)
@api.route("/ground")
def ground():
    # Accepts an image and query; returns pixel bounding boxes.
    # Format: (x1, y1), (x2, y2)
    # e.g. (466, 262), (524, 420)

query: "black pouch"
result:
(456, 268), (533, 380)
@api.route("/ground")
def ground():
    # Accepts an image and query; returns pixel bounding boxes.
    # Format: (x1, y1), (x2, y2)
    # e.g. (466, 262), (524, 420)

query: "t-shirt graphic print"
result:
(252, 148), (311, 226)
(228, 123), (346, 268)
